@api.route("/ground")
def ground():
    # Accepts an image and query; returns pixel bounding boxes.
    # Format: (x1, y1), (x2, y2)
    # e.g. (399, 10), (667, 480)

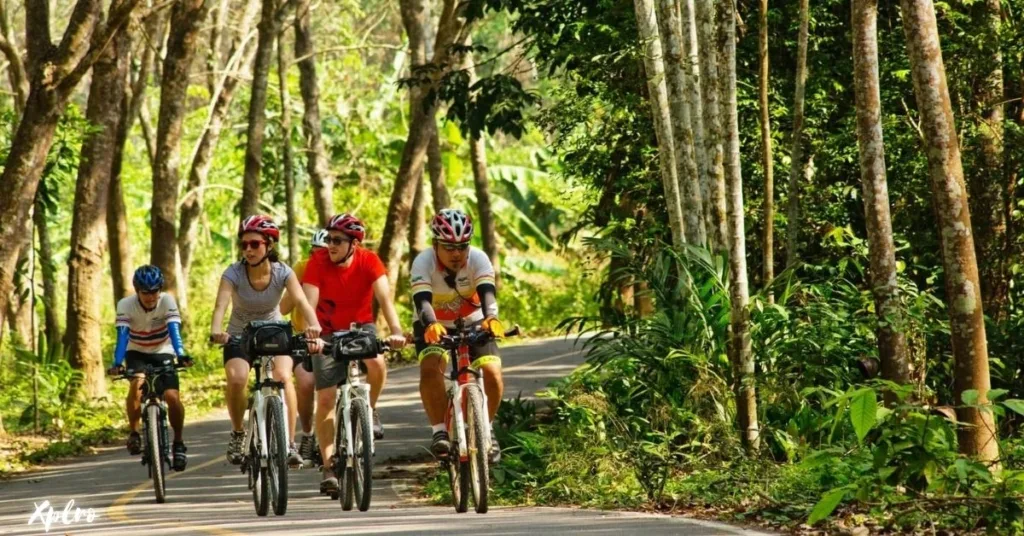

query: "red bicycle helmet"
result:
(327, 213), (366, 242)
(430, 208), (473, 243)
(239, 215), (280, 242)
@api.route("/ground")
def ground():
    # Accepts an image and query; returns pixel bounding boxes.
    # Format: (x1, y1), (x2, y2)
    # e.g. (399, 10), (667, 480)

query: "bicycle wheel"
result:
(350, 399), (373, 511)
(336, 401), (354, 510)
(146, 404), (166, 504)
(466, 385), (489, 513)
(267, 397), (289, 516)
(446, 399), (470, 513)
(251, 420), (270, 516)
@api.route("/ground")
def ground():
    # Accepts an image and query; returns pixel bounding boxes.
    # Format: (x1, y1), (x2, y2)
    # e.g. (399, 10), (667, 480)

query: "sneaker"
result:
(172, 441), (188, 471)
(488, 430), (501, 464)
(298, 433), (316, 467)
(226, 430), (245, 465)
(372, 408), (384, 440)
(431, 430), (451, 458)
(287, 442), (303, 467)
(127, 431), (142, 455)
(320, 469), (339, 494)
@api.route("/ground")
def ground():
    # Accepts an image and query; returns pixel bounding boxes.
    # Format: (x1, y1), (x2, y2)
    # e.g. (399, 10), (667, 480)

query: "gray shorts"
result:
(313, 323), (377, 390)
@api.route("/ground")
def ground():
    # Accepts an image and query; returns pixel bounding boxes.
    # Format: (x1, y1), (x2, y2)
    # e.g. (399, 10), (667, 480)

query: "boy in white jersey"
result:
(107, 265), (193, 471)
(410, 209), (505, 463)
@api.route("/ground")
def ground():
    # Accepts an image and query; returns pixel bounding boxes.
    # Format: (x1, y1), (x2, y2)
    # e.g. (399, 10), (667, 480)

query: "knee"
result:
(164, 390), (181, 405)
(316, 390), (335, 411)
(366, 356), (386, 374)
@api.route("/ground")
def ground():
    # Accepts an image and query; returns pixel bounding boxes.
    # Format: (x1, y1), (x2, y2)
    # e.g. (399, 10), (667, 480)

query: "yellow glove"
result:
(481, 317), (505, 339)
(424, 322), (447, 345)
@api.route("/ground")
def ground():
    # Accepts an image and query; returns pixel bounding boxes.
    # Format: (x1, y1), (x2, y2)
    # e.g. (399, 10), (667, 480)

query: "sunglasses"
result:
(327, 236), (351, 246)
(240, 239), (266, 250)
(138, 289), (161, 296)
(439, 242), (469, 252)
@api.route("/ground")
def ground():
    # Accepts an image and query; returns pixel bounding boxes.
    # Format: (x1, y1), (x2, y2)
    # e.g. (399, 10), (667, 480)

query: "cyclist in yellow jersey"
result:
(281, 228), (327, 465)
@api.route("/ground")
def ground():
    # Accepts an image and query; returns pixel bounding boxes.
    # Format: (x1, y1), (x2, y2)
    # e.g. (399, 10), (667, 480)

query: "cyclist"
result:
(280, 228), (328, 465)
(107, 265), (193, 472)
(210, 215), (323, 466)
(410, 208), (505, 464)
(300, 213), (407, 493)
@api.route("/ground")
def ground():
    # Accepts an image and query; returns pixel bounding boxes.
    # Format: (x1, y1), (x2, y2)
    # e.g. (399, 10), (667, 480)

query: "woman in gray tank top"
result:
(210, 215), (323, 466)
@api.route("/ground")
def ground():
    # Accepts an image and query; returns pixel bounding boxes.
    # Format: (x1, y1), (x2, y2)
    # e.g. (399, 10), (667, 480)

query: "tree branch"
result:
(25, 0), (53, 73)
(0, 23), (27, 110)
(58, 0), (143, 96)
(53, 0), (104, 79)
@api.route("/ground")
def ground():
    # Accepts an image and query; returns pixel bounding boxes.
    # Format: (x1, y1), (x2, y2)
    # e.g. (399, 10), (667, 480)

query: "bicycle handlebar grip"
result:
(504, 325), (521, 338)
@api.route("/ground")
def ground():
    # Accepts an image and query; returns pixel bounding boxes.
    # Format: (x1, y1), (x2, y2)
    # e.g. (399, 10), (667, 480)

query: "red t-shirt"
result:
(301, 247), (386, 333)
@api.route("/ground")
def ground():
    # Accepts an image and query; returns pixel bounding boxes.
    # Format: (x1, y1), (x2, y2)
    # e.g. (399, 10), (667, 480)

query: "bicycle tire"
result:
(351, 399), (373, 511)
(146, 404), (166, 504)
(335, 397), (355, 511)
(252, 419), (270, 516)
(267, 397), (289, 516)
(466, 385), (489, 513)
(447, 400), (470, 513)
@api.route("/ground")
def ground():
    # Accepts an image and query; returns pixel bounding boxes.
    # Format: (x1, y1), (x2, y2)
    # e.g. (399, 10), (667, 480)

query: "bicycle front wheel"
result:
(146, 404), (167, 504)
(351, 399), (373, 512)
(466, 384), (489, 513)
(447, 399), (470, 513)
(251, 419), (270, 516)
(267, 397), (289, 516)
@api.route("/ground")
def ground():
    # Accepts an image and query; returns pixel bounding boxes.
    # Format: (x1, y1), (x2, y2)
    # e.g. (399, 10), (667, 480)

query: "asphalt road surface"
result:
(0, 337), (771, 535)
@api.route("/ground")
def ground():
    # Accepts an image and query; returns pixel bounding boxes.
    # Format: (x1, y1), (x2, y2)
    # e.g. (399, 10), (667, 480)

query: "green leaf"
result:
(988, 389), (1009, 402)
(1003, 399), (1024, 417)
(808, 487), (847, 525)
(962, 389), (980, 406)
(850, 389), (877, 443)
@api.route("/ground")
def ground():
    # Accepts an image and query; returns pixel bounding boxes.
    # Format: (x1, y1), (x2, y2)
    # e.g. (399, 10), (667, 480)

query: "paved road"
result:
(0, 337), (770, 535)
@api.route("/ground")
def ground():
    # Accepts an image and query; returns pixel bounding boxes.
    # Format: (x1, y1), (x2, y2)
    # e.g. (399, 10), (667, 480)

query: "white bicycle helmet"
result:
(430, 208), (473, 243)
(311, 228), (329, 249)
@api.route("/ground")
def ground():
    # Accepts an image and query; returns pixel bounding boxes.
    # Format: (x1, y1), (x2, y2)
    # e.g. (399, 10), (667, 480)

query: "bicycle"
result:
(422, 318), (519, 514)
(113, 362), (187, 504)
(218, 321), (307, 517)
(310, 327), (392, 512)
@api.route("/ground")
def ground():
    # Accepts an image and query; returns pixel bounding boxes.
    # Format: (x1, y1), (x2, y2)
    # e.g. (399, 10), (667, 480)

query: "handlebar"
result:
(113, 362), (188, 380)
(426, 324), (521, 349)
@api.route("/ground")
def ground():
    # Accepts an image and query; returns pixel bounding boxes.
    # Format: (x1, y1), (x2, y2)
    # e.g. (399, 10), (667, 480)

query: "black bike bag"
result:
(331, 330), (379, 361)
(244, 320), (293, 357)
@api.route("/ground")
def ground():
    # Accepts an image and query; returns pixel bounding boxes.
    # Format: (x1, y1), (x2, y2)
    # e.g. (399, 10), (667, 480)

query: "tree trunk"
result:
(680, 0), (710, 243)
(65, 9), (131, 400)
(240, 0), (279, 219)
(378, 0), (472, 299)
(633, 0), (685, 247)
(408, 174), (428, 262)
(428, 121), (451, 211)
(279, 32), (298, 263)
(655, 0), (705, 246)
(720, 0), (759, 452)
(151, 0), (210, 299)
(466, 53), (499, 272)
(34, 195), (60, 352)
(969, 0), (1007, 320)
(758, 0), (774, 300)
(852, 0), (912, 402)
(0, 1), (28, 114)
(900, 0), (998, 463)
(403, 0), (430, 262)
(295, 0), (334, 225)
(697, 0), (727, 253)
(784, 0), (810, 268)
(180, 0), (260, 281)
(0, 0), (139, 326)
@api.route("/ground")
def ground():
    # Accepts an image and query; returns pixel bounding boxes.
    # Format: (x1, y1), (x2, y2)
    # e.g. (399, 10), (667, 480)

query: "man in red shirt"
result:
(301, 213), (406, 493)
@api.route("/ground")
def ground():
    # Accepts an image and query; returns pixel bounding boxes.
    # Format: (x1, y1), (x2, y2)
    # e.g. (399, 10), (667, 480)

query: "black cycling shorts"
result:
(412, 320), (501, 368)
(223, 338), (295, 369)
(125, 351), (180, 395)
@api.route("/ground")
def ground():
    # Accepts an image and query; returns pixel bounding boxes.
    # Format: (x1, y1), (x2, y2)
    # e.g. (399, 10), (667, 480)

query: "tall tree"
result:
(0, 0), (140, 324)
(466, 50), (499, 271)
(852, 0), (912, 398)
(179, 0), (260, 281)
(408, 174), (428, 261)
(377, 0), (474, 299)
(758, 0), (774, 298)
(278, 32), (298, 262)
(34, 195), (60, 349)
(969, 0), (1007, 319)
(655, 0), (704, 246)
(901, 0), (998, 463)
(696, 0), (727, 252)
(784, 0), (810, 268)
(680, 0), (709, 240)
(720, 0), (759, 451)
(0, 1), (27, 114)
(294, 0), (334, 225)
(633, 0), (685, 247)
(151, 0), (210, 299)
(240, 0), (280, 218)
(402, 0), (430, 260)
(65, 1), (133, 399)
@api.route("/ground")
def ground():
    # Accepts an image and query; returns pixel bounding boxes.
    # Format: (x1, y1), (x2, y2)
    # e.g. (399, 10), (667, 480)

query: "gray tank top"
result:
(222, 262), (294, 335)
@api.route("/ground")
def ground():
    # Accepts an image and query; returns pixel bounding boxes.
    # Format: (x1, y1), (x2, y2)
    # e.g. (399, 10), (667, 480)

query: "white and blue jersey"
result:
(113, 293), (185, 366)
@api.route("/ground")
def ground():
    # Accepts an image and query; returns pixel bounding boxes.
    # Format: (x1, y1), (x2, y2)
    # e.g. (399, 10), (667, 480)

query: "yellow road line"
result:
(108, 455), (244, 535)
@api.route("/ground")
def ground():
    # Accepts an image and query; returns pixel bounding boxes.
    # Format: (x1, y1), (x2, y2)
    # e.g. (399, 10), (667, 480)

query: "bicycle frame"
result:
(243, 355), (288, 468)
(335, 359), (374, 462)
(445, 326), (492, 463)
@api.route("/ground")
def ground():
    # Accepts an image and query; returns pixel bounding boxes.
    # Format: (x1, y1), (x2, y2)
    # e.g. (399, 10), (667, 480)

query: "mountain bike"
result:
(424, 318), (519, 514)
(222, 321), (308, 517)
(114, 362), (187, 504)
(313, 327), (392, 512)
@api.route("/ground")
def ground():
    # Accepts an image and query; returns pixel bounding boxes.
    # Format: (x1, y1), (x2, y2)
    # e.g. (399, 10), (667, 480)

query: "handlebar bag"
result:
(332, 331), (379, 361)
(244, 320), (293, 357)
